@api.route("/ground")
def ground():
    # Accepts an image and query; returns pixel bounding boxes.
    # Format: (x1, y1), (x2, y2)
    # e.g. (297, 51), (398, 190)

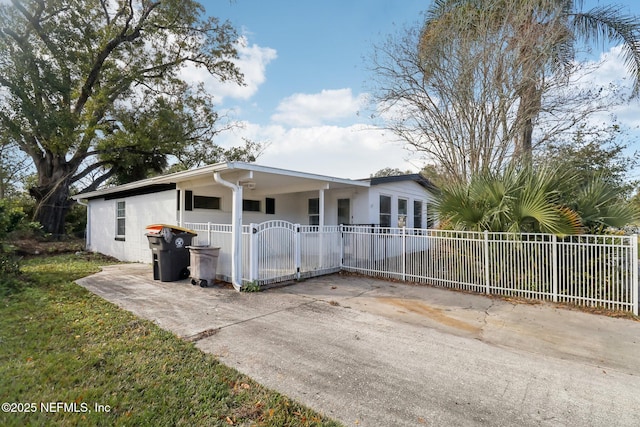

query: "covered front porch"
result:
(174, 162), (370, 289)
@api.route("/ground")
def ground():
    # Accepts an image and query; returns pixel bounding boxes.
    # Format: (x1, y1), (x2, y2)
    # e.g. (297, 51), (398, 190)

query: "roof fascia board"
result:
(72, 162), (369, 200)
(225, 162), (369, 187)
(366, 174), (437, 192)
(71, 162), (230, 200)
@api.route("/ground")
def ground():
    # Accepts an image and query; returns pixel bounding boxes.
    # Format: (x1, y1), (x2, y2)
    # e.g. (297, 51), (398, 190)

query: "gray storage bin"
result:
(187, 246), (221, 287)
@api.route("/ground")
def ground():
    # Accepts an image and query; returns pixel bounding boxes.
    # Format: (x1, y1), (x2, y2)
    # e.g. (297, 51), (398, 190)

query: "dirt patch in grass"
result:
(7, 236), (86, 257)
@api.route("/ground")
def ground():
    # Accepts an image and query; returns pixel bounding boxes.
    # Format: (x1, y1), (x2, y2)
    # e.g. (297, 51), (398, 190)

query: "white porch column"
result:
(319, 188), (325, 227)
(177, 184), (185, 226)
(214, 172), (243, 291)
(231, 184), (243, 288)
(318, 187), (327, 269)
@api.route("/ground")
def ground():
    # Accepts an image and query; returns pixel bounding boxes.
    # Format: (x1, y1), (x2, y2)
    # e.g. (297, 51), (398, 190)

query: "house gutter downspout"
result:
(213, 172), (243, 291)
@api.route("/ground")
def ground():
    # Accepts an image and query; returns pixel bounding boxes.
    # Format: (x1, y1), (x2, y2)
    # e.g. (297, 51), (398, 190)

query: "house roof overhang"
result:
(72, 161), (370, 200)
(365, 174), (439, 194)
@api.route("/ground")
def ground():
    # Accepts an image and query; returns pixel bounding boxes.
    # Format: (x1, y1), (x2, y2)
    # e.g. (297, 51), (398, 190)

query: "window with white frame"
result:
(414, 200), (423, 228)
(337, 198), (350, 225)
(308, 198), (320, 225)
(398, 198), (407, 227)
(379, 195), (391, 227)
(115, 201), (126, 240)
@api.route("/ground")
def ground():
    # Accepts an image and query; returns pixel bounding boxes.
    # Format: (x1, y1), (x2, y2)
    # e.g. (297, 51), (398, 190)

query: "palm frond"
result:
(573, 175), (640, 232)
(571, 5), (640, 95)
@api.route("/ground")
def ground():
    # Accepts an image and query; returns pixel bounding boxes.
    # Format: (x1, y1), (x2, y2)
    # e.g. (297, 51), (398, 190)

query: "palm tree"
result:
(435, 164), (583, 234)
(571, 175), (639, 234)
(435, 164), (638, 235)
(420, 0), (640, 161)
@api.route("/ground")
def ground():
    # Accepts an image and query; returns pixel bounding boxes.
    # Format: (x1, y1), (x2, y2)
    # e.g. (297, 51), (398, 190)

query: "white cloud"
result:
(181, 36), (277, 102)
(223, 37), (278, 100)
(216, 45), (640, 179)
(591, 45), (631, 87)
(271, 88), (367, 127)
(216, 122), (417, 179)
(210, 46), (640, 180)
(571, 45), (640, 129)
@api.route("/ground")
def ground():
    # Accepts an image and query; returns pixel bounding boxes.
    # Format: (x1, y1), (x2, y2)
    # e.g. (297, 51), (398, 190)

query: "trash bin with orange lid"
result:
(145, 225), (197, 282)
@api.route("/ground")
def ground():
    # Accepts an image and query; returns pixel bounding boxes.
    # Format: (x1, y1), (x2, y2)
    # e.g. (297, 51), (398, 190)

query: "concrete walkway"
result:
(77, 264), (640, 426)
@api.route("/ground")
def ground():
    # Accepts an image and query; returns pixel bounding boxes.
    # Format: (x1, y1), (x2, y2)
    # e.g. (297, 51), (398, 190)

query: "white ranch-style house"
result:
(73, 162), (437, 288)
(73, 161), (639, 315)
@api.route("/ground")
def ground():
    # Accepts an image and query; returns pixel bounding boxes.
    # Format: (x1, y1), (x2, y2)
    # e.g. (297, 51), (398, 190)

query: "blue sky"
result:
(213, 0), (426, 124)
(193, 0), (640, 179)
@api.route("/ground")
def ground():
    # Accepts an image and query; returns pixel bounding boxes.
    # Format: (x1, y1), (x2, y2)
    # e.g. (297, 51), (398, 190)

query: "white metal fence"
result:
(187, 222), (252, 281)
(185, 221), (639, 314)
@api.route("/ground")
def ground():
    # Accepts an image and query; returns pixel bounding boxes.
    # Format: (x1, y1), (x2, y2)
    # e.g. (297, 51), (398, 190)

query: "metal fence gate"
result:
(252, 220), (298, 284)
(248, 221), (342, 285)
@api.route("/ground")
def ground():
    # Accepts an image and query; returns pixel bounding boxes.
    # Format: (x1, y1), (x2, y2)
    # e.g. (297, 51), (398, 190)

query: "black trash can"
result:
(146, 225), (197, 282)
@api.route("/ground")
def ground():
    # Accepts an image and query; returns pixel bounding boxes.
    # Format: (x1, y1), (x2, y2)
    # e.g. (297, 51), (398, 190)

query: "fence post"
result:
(552, 234), (558, 303)
(294, 224), (301, 280)
(339, 224), (344, 269)
(402, 227), (406, 281)
(633, 234), (638, 316)
(249, 224), (258, 283)
(319, 225), (324, 270)
(484, 230), (490, 295)
(207, 222), (212, 246)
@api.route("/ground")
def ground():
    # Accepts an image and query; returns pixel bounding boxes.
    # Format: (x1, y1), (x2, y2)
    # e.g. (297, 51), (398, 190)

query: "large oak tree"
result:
(0, 0), (244, 234)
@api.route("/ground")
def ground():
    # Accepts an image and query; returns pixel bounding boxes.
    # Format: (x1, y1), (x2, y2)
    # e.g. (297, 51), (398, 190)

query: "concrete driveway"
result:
(77, 264), (640, 426)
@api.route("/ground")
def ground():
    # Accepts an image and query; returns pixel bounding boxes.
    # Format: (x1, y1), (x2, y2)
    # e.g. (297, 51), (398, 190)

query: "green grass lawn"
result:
(0, 253), (341, 426)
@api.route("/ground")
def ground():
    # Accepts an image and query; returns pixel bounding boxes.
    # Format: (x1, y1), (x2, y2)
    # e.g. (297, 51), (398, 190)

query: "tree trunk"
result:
(521, 117), (533, 163)
(28, 154), (77, 237)
(515, 80), (541, 164)
(29, 182), (74, 236)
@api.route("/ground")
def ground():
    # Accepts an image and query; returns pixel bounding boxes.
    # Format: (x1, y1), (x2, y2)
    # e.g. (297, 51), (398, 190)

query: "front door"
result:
(338, 198), (350, 225)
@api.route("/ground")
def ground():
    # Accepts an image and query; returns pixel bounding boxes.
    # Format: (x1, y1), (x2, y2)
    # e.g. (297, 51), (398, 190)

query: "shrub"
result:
(0, 251), (22, 295)
(0, 199), (28, 291)
(0, 198), (26, 238)
(0, 251), (19, 275)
